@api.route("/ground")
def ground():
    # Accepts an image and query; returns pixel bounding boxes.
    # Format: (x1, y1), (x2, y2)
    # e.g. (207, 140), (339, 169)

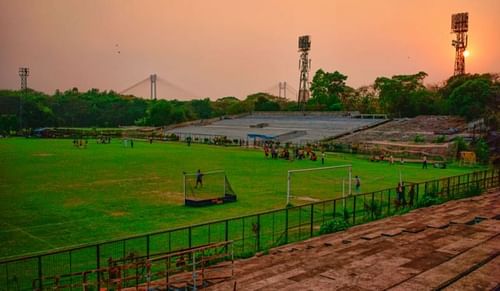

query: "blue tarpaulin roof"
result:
(247, 133), (275, 140)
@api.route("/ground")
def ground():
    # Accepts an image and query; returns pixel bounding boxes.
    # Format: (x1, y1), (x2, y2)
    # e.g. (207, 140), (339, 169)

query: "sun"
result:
(463, 50), (470, 58)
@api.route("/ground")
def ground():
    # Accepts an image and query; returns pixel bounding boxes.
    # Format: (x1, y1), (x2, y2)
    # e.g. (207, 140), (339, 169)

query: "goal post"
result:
(183, 170), (237, 206)
(287, 164), (352, 205)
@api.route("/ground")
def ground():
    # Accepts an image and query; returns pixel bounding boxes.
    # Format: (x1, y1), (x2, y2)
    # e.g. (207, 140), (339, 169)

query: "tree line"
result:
(0, 71), (498, 134)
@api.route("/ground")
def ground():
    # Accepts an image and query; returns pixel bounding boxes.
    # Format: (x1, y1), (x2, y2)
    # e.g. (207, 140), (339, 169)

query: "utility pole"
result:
(18, 67), (29, 132)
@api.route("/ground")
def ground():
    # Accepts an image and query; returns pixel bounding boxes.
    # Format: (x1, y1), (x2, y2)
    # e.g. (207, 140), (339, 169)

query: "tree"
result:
(374, 71), (431, 117)
(254, 96), (279, 111)
(189, 98), (213, 119)
(442, 74), (498, 122)
(349, 85), (380, 113)
(309, 69), (347, 110)
(146, 100), (172, 126)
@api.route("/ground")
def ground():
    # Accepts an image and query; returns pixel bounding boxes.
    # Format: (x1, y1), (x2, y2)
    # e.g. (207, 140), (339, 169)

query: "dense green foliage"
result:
(0, 89), (287, 132)
(319, 218), (350, 235)
(308, 69), (347, 110)
(1, 72), (498, 133)
(307, 70), (498, 126)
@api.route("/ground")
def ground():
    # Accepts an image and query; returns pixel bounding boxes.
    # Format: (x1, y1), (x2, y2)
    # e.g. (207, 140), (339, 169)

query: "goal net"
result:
(183, 170), (236, 202)
(287, 165), (352, 205)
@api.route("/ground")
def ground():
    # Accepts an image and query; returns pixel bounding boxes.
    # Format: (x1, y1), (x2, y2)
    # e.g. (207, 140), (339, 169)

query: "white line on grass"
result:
(1, 222), (57, 249)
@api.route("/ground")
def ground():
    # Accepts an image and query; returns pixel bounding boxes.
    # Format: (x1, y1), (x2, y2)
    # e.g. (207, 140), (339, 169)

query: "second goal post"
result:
(183, 169), (237, 206)
(287, 165), (352, 205)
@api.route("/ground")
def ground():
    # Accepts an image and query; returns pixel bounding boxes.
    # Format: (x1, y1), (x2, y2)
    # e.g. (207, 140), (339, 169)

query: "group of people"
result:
(263, 144), (326, 164)
(72, 138), (88, 148)
(122, 139), (134, 148)
(97, 136), (111, 144)
(370, 154), (405, 165)
(370, 153), (437, 170)
(395, 182), (416, 207)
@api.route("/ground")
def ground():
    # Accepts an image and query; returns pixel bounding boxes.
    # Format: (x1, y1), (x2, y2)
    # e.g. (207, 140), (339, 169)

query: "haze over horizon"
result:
(1, 0), (499, 100)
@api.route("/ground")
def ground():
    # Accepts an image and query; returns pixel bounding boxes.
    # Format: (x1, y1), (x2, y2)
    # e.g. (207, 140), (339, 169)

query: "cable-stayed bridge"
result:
(119, 74), (199, 101)
(119, 74), (297, 101)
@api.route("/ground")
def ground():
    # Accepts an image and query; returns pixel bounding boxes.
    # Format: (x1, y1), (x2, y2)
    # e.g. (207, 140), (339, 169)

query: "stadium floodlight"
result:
(286, 164), (352, 206)
(451, 12), (468, 33)
(298, 35), (311, 51)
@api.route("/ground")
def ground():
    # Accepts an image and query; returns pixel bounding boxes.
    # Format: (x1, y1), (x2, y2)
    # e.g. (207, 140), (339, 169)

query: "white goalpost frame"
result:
(183, 169), (226, 200)
(286, 164), (352, 205)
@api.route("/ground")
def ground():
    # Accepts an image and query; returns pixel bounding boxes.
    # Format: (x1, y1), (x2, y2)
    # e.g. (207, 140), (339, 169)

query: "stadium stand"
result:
(165, 112), (387, 145)
(206, 189), (500, 290)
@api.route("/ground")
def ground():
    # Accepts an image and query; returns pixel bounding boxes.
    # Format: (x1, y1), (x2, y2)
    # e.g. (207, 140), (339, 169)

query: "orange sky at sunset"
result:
(0, 0), (499, 99)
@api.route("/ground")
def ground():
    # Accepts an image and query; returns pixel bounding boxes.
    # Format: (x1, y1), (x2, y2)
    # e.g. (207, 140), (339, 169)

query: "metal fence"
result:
(1, 169), (498, 290)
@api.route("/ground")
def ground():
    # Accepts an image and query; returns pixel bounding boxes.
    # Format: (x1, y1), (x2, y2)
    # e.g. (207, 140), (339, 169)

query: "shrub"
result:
(416, 190), (442, 207)
(319, 218), (350, 235)
(363, 200), (382, 219)
(434, 135), (446, 143)
(474, 138), (490, 164)
(459, 184), (482, 198)
(414, 134), (425, 143)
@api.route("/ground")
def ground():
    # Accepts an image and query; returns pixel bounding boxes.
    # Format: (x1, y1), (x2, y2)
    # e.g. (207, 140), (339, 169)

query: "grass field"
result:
(0, 138), (483, 258)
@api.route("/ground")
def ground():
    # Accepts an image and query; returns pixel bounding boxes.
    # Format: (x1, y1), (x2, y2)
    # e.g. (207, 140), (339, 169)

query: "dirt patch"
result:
(32, 153), (54, 157)
(296, 196), (321, 202)
(109, 211), (128, 217)
(63, 197), (85, 208)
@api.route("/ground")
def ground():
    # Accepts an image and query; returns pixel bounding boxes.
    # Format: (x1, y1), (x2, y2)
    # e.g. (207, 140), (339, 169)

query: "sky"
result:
(0, 0), (499, 100)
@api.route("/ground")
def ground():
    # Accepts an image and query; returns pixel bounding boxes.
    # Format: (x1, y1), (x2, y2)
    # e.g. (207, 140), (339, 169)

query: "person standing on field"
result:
(355, 176), (361, 193)
(321, 152), (326, 165)
(422, 155), (428, 169)
(195, 169), (203, 188)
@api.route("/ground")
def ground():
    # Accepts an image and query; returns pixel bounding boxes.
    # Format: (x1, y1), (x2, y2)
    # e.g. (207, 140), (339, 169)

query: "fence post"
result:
(225, 220), (229, 242)
(38, 256), (43, 290)
(188, 227), (192, 248)
(298, 206), (302, 239)
(352, 195), (357, 225)
(96, 244), (101, 289)
(416, 183), (420, 205)
(333, 200), (336, 219)
(387, 190), (391, 216)
(310, 204), (314, 238)
(146, 234), (150, 259)
(256, 214), (261, 251)
(447, 177), (451, 198)
(371, 192), (375, 220)
(285, 208), (289, 244)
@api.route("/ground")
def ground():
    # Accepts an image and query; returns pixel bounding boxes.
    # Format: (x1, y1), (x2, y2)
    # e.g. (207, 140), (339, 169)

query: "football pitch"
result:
(0, 138), (483, 258)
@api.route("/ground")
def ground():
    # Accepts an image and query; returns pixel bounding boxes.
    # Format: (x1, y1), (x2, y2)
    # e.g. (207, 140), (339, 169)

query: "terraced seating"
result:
(206, 189), (500, 290)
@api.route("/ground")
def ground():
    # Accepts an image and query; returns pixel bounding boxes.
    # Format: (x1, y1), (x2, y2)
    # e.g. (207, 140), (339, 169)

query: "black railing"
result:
(0, 169), (498, 290)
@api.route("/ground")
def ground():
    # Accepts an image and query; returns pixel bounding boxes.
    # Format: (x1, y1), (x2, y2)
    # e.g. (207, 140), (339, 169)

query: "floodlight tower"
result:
(18, 67), (29, 131)
(298, 35), (311, 110)
(19, 67), (29, 90)
(451, 12), (468, 76)
(150, 74), (157, 100)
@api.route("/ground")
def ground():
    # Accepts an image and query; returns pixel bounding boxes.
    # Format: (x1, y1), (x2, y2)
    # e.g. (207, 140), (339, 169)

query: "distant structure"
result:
(278, 81), (287, 99)
(297, 35), (311, 110)
(451, 12), (469, 76)
(150, 74), (157, 100)
(18, 67), (29, 130)
(18, 67), (29, 90)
